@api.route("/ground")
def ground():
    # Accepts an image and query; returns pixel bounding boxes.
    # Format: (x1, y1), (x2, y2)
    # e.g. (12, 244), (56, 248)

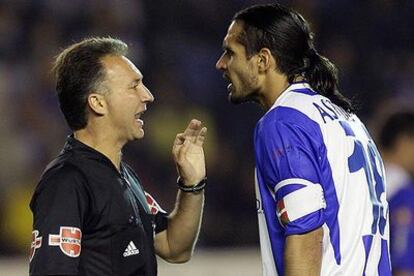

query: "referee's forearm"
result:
(166, 190), (205, 260)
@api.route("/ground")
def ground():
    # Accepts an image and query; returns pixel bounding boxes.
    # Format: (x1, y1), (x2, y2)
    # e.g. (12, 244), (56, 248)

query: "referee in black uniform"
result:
(29, 37), (207, 276)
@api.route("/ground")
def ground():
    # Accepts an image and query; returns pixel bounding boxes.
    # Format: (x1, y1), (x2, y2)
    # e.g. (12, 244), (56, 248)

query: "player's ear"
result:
(257, 48), (274, 73)
(88, 93), (107, 115)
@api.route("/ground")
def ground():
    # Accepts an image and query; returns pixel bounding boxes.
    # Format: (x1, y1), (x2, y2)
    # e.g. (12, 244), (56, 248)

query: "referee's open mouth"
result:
(135, 111), (145, 118)
(135, 110), (146, 125)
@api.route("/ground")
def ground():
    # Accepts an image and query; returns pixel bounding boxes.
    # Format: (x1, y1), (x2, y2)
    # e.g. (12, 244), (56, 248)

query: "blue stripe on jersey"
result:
(362, 235), (373, 276)
(362, 237), (391, 275)
(254, 106), (342, 268)
(378, 239), (392, 275)
(291, 88), (317, 96)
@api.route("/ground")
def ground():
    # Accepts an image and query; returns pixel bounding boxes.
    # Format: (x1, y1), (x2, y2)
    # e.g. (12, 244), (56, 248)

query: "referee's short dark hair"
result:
(378, 111), (414, 150)
(53, 37), (128, 130)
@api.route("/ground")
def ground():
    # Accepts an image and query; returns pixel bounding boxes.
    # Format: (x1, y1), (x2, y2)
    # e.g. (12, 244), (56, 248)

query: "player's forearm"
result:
(165, 190), (204, 262)
(284, 227), (323, 276)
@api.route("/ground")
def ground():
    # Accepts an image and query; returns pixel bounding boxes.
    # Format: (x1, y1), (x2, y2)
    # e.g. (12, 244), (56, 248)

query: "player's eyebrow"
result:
(222, 44), (233, 53)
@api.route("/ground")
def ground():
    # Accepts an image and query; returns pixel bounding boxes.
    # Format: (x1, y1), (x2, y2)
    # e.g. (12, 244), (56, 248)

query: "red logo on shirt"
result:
(277, 200), (290, 226)
(49, 226), (82, 258)
(30, 230), (42, 262)
(145, 192), (165, 215)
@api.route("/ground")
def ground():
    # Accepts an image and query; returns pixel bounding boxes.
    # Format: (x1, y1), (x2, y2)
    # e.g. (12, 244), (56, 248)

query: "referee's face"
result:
(100, 55), (154, 143)
(216, 21), (261, 104)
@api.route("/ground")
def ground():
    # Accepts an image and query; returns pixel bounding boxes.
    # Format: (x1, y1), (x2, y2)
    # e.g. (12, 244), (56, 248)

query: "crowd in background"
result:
(0, 0), (413, 258)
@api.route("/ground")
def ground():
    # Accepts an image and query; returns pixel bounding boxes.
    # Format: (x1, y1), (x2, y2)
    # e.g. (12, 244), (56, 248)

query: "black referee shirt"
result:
(30, 136), (168, 276)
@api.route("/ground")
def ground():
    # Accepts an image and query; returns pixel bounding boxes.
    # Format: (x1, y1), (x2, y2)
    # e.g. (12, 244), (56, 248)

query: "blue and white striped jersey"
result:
(254, 82), (391, 276)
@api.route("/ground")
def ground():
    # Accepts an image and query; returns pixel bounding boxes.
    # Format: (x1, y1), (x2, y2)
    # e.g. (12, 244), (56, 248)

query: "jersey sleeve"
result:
(389, 186), (414, 270)
(29, 165), (89, 275)
(254, 108), (326, 235)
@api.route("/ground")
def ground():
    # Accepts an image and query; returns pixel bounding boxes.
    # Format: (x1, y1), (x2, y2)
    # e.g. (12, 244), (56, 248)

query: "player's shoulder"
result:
(257, 83), (322, 131)
(266, 82), (325, 123)
(268, 82), (357, 127)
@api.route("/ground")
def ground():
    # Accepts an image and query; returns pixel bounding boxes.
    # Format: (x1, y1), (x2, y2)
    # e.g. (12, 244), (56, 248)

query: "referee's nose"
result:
(216, 53), (227, 71)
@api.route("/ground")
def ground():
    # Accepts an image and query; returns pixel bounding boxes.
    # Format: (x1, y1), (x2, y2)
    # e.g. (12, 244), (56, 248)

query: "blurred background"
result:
(0, 0), (413, 275)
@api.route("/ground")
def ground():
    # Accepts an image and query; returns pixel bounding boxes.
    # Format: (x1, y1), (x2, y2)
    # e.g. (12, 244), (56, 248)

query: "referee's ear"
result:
(88, 93), (107, 116)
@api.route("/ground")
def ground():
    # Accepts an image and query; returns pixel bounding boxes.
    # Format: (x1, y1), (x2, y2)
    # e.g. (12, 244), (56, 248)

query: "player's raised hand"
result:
(172, 119), (207, 186)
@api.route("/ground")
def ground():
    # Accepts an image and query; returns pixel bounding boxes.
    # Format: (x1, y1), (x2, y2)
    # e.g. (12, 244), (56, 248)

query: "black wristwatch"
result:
(177, 177), (207, 193)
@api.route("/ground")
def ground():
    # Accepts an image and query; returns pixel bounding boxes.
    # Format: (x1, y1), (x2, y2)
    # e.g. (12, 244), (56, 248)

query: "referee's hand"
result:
(172, 119), (207, 186)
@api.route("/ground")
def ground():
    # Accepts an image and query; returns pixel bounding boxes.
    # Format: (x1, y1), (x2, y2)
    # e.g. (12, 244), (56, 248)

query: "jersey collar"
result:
(268, 81), (315, 113)
(64, 135), (121, 174)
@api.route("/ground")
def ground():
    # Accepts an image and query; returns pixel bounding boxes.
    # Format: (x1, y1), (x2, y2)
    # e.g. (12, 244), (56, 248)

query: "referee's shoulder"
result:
(38, 159), (87, 191)
(30, 160), (89, 211)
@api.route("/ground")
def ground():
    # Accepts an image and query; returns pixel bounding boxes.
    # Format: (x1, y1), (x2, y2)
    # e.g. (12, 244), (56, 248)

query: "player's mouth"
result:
(223, 73), (233, 92)
(227, 83), (233, 92)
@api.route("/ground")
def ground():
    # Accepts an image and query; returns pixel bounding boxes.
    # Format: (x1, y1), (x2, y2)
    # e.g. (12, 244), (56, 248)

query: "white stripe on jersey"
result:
(280, 183), (326, 222)
(274, 178), (315, 193)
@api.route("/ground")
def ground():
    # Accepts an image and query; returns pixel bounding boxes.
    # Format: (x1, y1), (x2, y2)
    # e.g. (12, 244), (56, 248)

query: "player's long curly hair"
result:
(234, 3), (354, 112)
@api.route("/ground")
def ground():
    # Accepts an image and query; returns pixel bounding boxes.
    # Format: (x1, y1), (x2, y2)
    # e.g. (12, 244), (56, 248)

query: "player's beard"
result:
(228, 74), (260, 105)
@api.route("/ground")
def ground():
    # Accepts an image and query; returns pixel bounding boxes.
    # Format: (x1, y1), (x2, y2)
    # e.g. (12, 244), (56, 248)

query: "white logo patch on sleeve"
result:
(275, 178), (326, 225)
